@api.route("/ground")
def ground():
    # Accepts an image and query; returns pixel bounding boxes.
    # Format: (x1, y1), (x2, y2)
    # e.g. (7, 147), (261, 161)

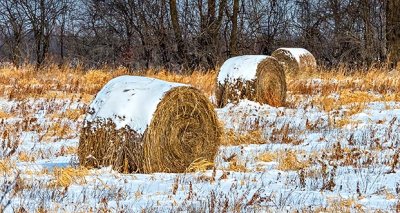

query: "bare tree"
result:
(228, 0), (239, 57)
(0, 0), (26, 67)
(169, 0), (186, 66)
(19, 0), (68, 68)
(197, 0), (227, 69)
(244, 0), (293, 55)
(387, 0), (400, 68)
(0, 0), (394, 71)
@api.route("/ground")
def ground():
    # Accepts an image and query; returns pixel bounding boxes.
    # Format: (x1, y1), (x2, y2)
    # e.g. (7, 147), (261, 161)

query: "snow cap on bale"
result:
(216, 55), (286, 108)
(271, 48), (317, 75)
(79, 76), (222, 173)
(84, 76), (184, 133)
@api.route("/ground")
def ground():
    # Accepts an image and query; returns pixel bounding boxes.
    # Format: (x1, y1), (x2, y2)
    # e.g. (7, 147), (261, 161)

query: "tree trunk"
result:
(37, 0), (46, 68)
(229, 0), (239, 57)
(204, 0), (227, 69)
(169, 0), (186, 66)
(362, 0), (373, 66)
(387, 0), (400, 68)
(60, 11), (65, 65)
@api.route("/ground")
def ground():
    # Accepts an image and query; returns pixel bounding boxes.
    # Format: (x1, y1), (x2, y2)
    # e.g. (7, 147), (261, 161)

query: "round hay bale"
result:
(271, 48), (317, 75)
(78, 76), (222, 173)
(216, 55), (286, 108)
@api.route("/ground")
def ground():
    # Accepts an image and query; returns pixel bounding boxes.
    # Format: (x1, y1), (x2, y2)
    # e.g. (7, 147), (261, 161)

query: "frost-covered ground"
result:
(0, 77), (400, 212)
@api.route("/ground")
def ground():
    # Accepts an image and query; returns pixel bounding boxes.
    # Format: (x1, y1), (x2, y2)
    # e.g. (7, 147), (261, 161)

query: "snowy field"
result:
(0, 73), (400, 212)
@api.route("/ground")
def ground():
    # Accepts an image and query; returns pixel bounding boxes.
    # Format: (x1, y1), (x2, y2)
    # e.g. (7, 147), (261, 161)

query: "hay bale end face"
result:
(78, 76), (222, 173)
(216, 55), (286, 108)
(271, 48), (317, 75)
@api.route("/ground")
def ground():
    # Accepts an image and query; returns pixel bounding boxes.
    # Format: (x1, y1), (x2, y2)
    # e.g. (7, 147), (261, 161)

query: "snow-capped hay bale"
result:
(271, 48), (317, 75)
(78, 76), (221, 173)
(216, 55), (286, 108)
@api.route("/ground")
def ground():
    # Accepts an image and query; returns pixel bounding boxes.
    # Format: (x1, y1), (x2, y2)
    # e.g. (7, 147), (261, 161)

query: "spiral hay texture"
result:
(78, 76), (222, 173)
(271, 48), (317, 75)
(216, 55), (286, 108)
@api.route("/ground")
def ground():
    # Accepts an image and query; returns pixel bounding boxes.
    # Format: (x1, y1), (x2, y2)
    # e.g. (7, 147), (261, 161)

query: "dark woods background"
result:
(0, 0), (399, 72)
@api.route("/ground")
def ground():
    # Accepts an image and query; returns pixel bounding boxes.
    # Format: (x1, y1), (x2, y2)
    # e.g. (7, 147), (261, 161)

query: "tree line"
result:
(0, 0), (399, 72)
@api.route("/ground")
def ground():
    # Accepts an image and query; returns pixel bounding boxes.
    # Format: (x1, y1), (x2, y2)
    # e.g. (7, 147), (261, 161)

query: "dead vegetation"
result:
(0, 64), (399, 211)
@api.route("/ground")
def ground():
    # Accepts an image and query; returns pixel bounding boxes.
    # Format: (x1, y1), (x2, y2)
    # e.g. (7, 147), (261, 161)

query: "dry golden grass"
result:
(64, 109), (85, 121)
(44, 122), (73, 140)
(257, 152), (278, 162)
(1, 63), (400, 149)
(0, 66), (217, 103)
(317, 90), (399, 112)
(288, 66), (400, 96)
(221, 129), (265, 146)
(228, 160), (247, 172)
(0, 159), (13, 173)
(0, 65), (127, 102)
(51, 167), (89, 188)
(145, 69), (217, 96)
(277, 150), (309, 171)
(316, 197), (364, 212)
(185, 158), (215, 172)
(22, 168), (49, 176)
(0, 109), (12, 119)
(18, 152), (35, 162)
(64, 146), (78, 155)
(47, 109), (85, 121)
(1, 64), (398, 106)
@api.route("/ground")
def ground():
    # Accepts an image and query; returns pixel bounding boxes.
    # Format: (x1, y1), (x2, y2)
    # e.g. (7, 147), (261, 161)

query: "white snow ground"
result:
(0, 79), (399, 212)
